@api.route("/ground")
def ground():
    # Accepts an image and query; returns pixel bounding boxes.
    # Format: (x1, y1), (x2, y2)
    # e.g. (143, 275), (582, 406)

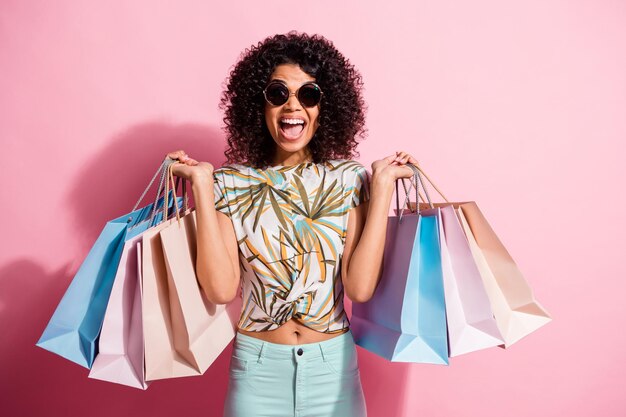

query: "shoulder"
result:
(213, 163), (253, 181)
(213, 163), (246, 176)
(327, 158), (368, 173)
(335, 159), (370, 183)
(340, 159), (371, 204)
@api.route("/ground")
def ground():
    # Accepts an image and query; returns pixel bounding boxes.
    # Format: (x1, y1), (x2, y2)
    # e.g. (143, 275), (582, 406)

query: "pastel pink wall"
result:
(1, 1), (624, 416)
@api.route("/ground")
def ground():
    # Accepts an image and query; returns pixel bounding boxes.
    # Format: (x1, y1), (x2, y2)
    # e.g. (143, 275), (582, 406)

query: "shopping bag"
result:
(351, 168), (449, 364)
(142, 218), (197, 380)
(407, 164), (551, 348)
(438, 205), (504, 356)
(36, 159), (181, 369)
(87, 233), (150, 389)
(160, 209), (241, 374)
(142, 162), (241, 380)
(456, 203), (552, 347)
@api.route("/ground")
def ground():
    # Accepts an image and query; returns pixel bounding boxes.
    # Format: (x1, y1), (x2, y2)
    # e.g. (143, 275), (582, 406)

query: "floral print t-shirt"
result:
(212, 159), (370, 334)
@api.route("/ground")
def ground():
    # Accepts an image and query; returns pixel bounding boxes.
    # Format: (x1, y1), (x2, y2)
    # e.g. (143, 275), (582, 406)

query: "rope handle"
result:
(395, 162), (449, 223)
(126, 157), (170, 228)
(163, 161), (190, 225)
(408, 163), (449, 203)
(396, 166), (430, 224)
(132, 158), (168, 213)
(147, 157), (178, 227)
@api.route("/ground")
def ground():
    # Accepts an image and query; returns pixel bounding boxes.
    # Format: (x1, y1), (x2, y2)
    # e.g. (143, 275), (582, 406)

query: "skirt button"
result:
(297, 348), (303, 356)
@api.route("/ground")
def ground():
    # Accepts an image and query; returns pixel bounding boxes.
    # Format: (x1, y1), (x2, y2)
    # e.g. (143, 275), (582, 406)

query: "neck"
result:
(271, 148), (313, 166)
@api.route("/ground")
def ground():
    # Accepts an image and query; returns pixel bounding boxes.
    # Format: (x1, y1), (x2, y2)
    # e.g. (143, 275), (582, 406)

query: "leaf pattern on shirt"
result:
(212, 159), (370, 333)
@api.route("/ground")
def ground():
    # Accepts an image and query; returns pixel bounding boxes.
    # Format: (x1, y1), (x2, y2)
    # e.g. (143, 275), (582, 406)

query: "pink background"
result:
(1, 1), (624, 416)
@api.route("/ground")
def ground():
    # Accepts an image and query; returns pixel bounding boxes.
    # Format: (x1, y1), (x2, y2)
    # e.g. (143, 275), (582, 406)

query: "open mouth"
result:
(279, 118), (306, 140)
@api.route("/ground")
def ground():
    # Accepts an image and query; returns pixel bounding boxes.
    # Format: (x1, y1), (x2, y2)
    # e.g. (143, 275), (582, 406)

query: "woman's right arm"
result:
(192, 176), (241, 305)
(167, 150), (240, 305)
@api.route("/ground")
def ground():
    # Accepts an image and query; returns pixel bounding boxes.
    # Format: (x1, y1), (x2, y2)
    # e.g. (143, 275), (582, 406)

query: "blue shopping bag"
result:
(37, 161), (183, 368)
(351, 167), (449, 364)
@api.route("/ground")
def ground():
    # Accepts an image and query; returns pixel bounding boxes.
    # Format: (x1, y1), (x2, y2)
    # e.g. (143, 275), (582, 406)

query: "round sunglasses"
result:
(263, 81), (324, 107)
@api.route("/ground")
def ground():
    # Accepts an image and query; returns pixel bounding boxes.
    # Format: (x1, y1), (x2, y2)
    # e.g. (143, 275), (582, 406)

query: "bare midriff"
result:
(237, 317), (349, 345)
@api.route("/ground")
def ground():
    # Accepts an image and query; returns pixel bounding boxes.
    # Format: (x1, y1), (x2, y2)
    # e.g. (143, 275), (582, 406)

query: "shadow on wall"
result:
(0, 122), (232, 417)
(68, 121), (229, 246)
(0, 120), (412, 417)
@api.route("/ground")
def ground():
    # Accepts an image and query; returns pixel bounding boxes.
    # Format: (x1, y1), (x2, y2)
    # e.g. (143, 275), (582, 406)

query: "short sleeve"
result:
(347, 162), (371, 209)
(212, 169), (232, 217)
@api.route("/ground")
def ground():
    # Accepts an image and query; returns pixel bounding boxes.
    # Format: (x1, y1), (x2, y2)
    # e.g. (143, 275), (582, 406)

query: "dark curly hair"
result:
(218, 31), (368, 168)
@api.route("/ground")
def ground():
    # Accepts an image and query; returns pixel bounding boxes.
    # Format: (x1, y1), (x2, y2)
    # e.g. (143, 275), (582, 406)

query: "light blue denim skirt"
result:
(223, 329), (367, 417)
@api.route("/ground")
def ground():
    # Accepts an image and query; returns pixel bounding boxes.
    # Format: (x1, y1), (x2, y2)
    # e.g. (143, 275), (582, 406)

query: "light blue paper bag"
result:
(350, 166), (449, 364)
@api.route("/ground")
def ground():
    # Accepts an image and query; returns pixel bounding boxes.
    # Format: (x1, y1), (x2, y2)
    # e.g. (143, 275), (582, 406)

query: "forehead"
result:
(269, 63), (315, 85)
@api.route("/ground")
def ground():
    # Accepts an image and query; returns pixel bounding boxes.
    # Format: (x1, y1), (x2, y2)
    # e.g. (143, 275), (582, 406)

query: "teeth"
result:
(280, 119), (305, 125)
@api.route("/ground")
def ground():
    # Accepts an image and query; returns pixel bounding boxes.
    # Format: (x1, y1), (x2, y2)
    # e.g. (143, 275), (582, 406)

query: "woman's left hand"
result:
(371, 150), (419, 182)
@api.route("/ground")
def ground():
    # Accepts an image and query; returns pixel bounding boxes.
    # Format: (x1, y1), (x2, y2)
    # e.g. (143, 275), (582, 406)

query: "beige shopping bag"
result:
(160, 208), (241, 374)
(456, 204), (552, 347)
(141, 163), (201, 381)
(142, 162), (241, 381)
(88, 234), (150, 389)
(141, 220), (203, 381)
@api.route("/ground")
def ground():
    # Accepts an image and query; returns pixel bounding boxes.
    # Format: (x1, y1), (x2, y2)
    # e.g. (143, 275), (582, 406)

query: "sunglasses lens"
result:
(298, 84), (322, 107)
(265, 83), (289, 105)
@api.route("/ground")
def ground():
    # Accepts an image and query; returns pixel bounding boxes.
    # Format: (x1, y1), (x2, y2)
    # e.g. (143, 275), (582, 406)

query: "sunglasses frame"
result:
(262, 81), (324, 108)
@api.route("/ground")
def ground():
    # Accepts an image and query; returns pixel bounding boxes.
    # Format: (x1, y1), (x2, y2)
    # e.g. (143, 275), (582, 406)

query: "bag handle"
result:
(395, 163), (450, 223)
(163, 161), (190, 225)
(409, 163), (449, 203)
(131, 158), (168, 213)
(147, 157), (178, 227)
(396, 166), (429, 223)
(126, 157), (170, 227)
(146, 157), (190, 227)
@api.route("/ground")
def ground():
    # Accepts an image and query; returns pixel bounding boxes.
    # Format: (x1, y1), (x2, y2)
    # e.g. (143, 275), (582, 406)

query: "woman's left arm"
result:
(341, 151), (417, 303)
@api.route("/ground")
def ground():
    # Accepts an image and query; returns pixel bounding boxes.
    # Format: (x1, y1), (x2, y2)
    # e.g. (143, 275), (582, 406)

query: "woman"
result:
(167, 31), (418, 417)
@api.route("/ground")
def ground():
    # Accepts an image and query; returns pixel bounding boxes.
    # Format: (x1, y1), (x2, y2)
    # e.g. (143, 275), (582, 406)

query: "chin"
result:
(274, 132), (313, 149)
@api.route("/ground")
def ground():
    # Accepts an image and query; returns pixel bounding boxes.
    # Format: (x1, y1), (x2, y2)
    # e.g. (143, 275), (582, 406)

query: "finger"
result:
(403, 165), (414, 177)
(170, 162), (182, 177)
(166, 150), (188, 160)
(393, 164), (414, 179)
(393, 151), (407, 162)
(398, 153), (418, 166)
(394, 153), (410, 164)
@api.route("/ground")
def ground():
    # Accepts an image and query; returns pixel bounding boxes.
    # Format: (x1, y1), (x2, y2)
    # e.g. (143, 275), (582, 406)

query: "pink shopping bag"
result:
(438, 205), (503, 356)
(88, 234), (149, 389)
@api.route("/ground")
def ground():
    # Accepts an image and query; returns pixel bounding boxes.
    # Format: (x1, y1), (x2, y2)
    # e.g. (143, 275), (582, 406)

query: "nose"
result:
(283, 91), (302, 110)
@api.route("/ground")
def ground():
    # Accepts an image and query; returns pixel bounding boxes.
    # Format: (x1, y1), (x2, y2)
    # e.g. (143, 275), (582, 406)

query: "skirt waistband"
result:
(233, 329), (354, 361)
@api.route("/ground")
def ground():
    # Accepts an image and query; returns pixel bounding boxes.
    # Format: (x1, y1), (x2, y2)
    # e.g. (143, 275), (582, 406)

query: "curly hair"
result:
(218, 31), (368, 168)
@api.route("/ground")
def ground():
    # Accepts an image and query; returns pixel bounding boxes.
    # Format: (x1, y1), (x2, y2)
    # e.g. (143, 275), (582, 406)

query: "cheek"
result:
(264, 108), (277, 132)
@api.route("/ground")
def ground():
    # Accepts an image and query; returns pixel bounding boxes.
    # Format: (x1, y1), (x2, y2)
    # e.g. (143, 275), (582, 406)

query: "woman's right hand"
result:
(166, 150), (214, 184)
